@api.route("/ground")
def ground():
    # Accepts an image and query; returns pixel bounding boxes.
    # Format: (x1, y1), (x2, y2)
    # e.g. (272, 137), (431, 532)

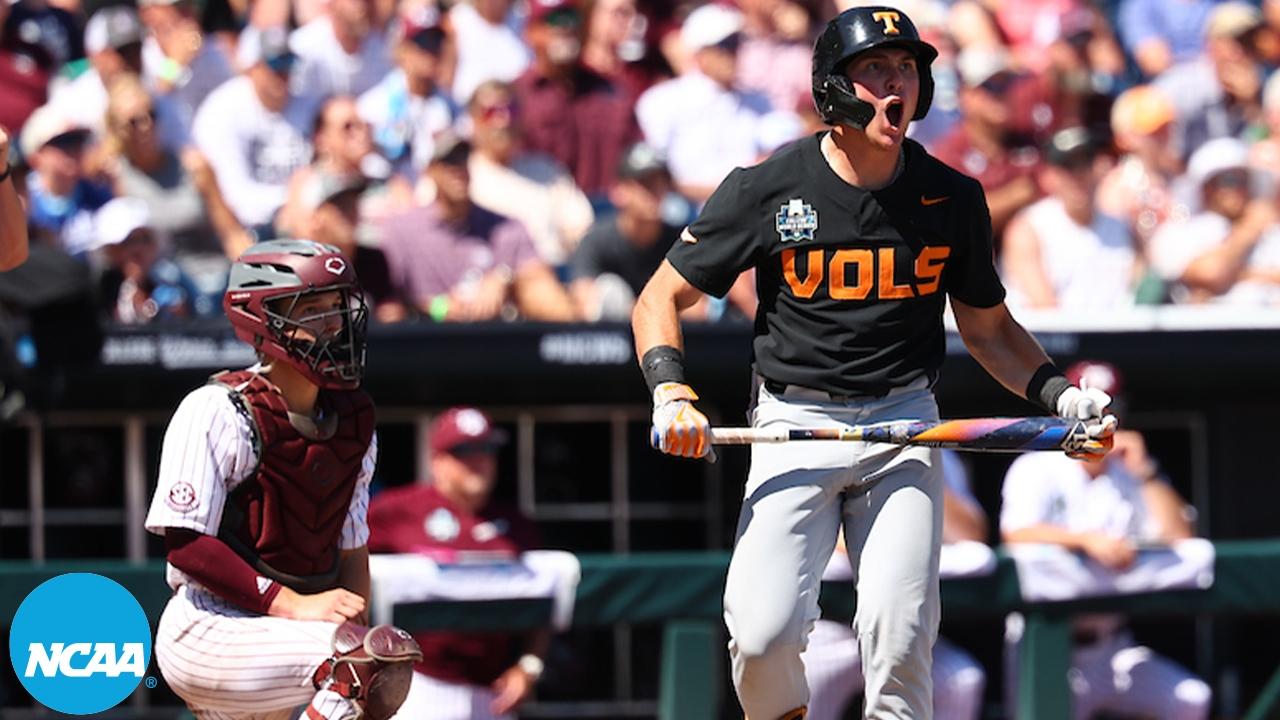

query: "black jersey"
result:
(667, 133), (1006, 396)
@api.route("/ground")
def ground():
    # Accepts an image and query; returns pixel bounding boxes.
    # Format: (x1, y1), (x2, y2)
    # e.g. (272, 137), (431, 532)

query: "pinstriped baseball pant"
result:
(389, 670), (515, 720)
(155, 585), (356, 720)
(724, 380), (942, 720)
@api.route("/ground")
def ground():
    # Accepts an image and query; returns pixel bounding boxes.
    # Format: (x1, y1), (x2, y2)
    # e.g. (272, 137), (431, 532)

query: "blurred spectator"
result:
(20, 105), (112, 255)
(192, 27), (315, 234)
(580, 0), (665, 103)
(288, 0), (392, 97)
(636, 3), (799, 203)
(802, 450), (989, 720)
(467, 80), (594, 267)
(1030, 5), (1126, 138)
(358, 6), (456, 177)
(1156, 2), (1266, 162)
(1118, 0), (1220, 78)
(1150, 137), (1280, 305)
(0, 0), (54, 134)
(381, 135), (578, 321)
(570, 141), (679, 320)
(91, 196), (203, 322)
(1098, 85), (1187, 250)
(103, 74), (251, 272)
(449, 0), (531, 106)
(1002, 127), (1135, 311)
(369, 407), (548, 719)
(1249, 69), (1280, 174)
(1001, 360), (1211, 720)
(514, 0), (640, 198)
(49, 7), (187, 147)
(0, 127), (27, 270)
(299, 173), (407, 322)
(279, 95), (411, 238)
(735, 0), (812, 117)
(139, 0), (235, 131)
(5, 0), (82, 68)
(933, 47), (1041, 242)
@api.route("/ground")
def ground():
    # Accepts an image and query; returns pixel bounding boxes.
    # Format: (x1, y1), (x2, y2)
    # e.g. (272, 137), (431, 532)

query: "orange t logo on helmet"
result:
(872, 10), (901, 34)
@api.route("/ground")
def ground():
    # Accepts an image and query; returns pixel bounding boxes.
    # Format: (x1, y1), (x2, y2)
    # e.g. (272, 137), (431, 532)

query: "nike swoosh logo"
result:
(920, 195), (950, 206)
(680, 227), (698, 243)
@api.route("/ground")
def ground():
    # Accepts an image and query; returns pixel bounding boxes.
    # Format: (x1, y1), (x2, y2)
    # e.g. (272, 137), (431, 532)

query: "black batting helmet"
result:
(812, 6), (938, 129)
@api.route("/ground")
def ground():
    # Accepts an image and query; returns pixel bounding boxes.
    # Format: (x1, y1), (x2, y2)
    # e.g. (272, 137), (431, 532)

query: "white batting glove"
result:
(650, 383), (714, 459)
(1056, 385), (1118, 459)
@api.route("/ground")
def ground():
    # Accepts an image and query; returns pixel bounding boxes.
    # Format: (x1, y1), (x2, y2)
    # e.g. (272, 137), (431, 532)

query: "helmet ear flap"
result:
(819, 74), (876, 129)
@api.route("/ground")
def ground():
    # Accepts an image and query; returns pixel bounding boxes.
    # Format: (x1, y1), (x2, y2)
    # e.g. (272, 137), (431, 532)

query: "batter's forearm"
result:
(955, 304), (1053, 401)
(632, 261), (701, 360)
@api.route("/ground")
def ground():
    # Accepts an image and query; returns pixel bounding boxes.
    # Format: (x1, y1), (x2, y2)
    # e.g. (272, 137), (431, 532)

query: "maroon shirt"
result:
(513, 65), (641, 196)
(932, 127), (1041, 199)
(368, 484), (540, 686)
(0, 42), (52, 135)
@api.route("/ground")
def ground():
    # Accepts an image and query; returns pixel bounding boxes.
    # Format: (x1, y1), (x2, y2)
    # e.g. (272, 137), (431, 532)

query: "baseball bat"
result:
(710, 417), (1108, 454)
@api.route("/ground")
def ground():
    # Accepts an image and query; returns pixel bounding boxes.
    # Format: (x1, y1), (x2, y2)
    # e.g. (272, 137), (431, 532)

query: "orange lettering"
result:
(782, 248), (824, 299)
(872, 10), (901, 34)
(830, 249), (873, 300)
(877, 247), (914, 299)
(914, 246), (951, 295)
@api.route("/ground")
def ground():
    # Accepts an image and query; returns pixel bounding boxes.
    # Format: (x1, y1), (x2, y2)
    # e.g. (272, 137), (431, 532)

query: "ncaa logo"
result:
(8, 573), (153, 714)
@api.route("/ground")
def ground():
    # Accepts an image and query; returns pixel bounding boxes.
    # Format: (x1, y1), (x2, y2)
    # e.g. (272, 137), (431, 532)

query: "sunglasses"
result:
(978, 72), (1016, 96)
(1209, 170), (1249, 189)
(447, 442), (498, 458)
(265, 54), (297, 75)
(120, 108), (157, 131)
(477, 102), (516, 122)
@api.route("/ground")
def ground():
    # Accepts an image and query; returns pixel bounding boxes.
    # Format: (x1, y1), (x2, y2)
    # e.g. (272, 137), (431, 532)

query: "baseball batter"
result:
(145, 240), (421, 720)
(631, 6), (1116, 719)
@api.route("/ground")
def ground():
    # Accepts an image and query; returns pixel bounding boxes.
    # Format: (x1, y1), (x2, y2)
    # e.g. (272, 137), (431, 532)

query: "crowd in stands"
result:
(3, 0), (1280, 328)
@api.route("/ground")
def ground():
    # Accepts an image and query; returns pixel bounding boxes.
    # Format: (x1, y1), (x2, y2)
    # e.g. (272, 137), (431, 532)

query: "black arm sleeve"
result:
(665, 169), (762, 298)
(944, 180), (1007, 308)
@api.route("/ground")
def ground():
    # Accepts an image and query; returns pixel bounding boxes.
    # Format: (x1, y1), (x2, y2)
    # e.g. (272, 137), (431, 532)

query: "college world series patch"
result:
(776, 198), (818, 242)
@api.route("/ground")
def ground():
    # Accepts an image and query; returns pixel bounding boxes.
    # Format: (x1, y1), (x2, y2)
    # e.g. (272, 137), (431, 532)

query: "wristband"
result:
(641, 345), (686, 395)
(1026, 362), (1071, 414)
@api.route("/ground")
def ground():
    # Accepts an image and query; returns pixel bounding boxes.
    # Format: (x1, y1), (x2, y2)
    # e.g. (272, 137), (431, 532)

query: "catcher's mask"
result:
(811, 5), (938, 130)
(223, 239), (369, 390)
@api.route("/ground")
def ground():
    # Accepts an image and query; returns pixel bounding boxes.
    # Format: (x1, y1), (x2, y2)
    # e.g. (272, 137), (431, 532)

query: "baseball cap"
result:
(301, 172), (368, 212)
(955, 46), (1013, 89)
(1110, 85), (1175, 137)
(399, 6), (446, 53)
(1187, 137), (1250, 191)
(1205, 1), (1262, 40)
(529, 0), (580, 27)
(92, 197), (152, 251)
(429, 131), (472, 167)
(239, 26), (296, 72)
(19, 104), (91, 158)
(681, 3), (743, 52)
(617, 142), (668, 180)
(1043, 126), (1097, 168)
(429, 407), (508, 454)
(84, 6), (144, 54)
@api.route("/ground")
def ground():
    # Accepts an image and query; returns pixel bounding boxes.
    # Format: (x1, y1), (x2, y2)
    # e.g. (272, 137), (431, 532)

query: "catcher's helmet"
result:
(812, 6), (938, 129)
(223, 239), (369, 390)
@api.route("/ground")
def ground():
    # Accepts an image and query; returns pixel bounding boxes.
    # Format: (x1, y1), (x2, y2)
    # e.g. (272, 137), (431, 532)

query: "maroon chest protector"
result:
(214, 370), (375, 593)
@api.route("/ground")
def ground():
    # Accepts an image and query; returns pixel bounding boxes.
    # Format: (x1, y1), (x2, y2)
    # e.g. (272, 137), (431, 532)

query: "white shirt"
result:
(1004, 197), (1136, 311)
(192, 76), (315, 227)
(636, 72), (801, 189)
(357, 69), (457, 176)
(468, 151), (594, 265)
(448, 1), (530, 105)
(144, 381), (376, 590)
(1150, 211), (1280, 306)
(289, 17), (393, 99)
(1000, 452), (1156, 542)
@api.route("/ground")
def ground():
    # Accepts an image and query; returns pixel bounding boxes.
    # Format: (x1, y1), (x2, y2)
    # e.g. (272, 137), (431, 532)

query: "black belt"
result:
(762, 379), (891, 403)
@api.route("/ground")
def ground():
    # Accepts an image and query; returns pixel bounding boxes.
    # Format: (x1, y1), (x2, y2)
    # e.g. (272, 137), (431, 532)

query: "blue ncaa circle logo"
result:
(8, 573), (153, 714)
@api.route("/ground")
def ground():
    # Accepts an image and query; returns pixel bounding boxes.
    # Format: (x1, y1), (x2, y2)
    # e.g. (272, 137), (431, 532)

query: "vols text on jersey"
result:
(782, 245), (950, 300)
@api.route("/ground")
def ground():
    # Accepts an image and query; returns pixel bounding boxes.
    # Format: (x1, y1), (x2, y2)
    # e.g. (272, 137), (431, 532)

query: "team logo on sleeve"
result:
(8, 574), (153, 713)
(775, 199), (818, 243)
(166, 482), (197, 512)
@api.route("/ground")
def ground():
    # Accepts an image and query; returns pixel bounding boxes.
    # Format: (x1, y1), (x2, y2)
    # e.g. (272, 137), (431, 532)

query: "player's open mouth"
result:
(885, 101), (904, 129)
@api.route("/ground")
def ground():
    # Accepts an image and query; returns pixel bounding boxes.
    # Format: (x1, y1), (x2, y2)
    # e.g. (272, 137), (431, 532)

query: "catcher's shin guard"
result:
(311, 622), (423, 719)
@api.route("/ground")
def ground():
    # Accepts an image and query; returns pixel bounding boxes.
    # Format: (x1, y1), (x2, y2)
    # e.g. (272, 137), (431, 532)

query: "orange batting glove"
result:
(650, 382), (713, 459)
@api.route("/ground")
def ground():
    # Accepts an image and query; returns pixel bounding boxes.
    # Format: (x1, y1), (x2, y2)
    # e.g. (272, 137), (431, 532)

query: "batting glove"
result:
(651, 383), (713, 459)
(1056, 385), (1118, 460)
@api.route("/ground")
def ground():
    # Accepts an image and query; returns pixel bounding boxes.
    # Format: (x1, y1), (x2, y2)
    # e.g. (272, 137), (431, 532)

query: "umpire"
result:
(631, 6), (1117, 720)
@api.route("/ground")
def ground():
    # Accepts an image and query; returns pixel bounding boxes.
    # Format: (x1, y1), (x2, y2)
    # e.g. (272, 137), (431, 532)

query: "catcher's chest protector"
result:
(215, 370), (375, 584)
